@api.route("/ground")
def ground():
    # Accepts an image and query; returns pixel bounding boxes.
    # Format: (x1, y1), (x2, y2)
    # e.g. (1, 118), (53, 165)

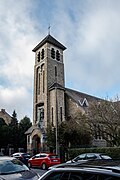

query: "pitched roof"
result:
(24, 125), (38, 134)
(65, 88), (102, 106)
(32, 34), (66, 52)
(0, 109), (12, 125)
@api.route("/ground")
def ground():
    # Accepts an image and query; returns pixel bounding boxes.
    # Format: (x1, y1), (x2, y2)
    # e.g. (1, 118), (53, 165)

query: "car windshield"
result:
(0, 159), (29, 175)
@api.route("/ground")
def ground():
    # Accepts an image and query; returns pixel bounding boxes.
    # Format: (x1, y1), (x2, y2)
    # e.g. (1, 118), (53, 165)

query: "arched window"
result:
(56, 50), (60, 61)
(60, 107), (62, 122)
(55, 66), (57, 77)
(52, 107), (54, 126)
(37, 107), (44, 128)
(36, 67), (40, 95)
(37, 51), (40, 62)
(51, 48), (55, 59)
(41, 49), (44, 60)
(43, 70), (45, 93)
(38, 73), (40, 94)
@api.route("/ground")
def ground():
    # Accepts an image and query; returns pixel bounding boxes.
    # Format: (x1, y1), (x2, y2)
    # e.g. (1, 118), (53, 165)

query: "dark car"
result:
(49, 161), (89, 170)
(39, 164), (120, 179)
(28, 153), (60, 170)
(0, 156), (40, 180)
(11, 152), (31, 165)
(66, 152), (112, 163)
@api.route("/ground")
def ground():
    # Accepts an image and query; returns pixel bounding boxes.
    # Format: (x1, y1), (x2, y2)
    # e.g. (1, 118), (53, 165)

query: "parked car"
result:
(39, 164), (120, 179)
(66, 153), (112, 163)
(28, 153), (60, 170)
(11, 152), (31, 165)
(49, 158), (114, 170)
(0, 156), (40, 180)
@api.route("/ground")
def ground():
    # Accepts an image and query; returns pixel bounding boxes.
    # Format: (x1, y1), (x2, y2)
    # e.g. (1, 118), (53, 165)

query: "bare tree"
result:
(86, 98), (120, 146)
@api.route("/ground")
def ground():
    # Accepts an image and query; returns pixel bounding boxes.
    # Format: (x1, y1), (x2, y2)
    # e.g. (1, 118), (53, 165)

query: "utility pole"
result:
(55, 87), (59, 156)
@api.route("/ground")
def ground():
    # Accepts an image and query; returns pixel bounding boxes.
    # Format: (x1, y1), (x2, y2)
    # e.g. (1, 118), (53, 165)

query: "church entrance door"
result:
(32, 135), (41, 155)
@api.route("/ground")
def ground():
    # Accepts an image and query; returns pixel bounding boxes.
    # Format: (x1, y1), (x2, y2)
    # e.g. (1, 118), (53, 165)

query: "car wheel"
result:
(41, 163), (47, 170)
(28, 162), (32, 168)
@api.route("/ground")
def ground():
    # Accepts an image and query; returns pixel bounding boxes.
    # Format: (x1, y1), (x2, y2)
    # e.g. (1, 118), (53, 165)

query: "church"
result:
(25, 34), (105, 155)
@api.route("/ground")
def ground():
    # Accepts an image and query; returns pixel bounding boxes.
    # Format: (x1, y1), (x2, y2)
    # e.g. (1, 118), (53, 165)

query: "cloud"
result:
(0, 0), (120, 120)
(0, 0), (37, 119)
(0, 85), (32, 120)
(60, 0), (120, 97)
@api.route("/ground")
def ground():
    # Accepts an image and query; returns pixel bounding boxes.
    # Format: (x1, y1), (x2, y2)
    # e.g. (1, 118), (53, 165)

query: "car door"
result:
(31, 154), (40, 166)
(37, 154), (47, 167)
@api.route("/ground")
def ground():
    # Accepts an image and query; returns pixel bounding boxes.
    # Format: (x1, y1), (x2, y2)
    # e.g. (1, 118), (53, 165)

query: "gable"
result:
(0, 109), (12, 125)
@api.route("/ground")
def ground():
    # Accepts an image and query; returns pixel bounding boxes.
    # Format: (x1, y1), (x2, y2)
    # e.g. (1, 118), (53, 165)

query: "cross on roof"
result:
(48, 24), (51, 35)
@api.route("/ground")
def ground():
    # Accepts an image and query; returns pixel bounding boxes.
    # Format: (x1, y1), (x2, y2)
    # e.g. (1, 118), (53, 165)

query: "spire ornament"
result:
(48, 24), (51, 35)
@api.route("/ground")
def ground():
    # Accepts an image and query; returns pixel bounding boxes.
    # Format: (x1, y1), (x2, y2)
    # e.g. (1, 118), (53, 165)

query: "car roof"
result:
(79, 153), (105, 155)
(50, 160), (119, 170)
(48, 166), (120, 177)
(12, 152), (29, 155)
(34, 152), (57, 156)
(0, 156), (16, 161)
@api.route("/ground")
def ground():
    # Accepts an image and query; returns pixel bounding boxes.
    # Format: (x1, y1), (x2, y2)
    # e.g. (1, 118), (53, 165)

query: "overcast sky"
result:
(0, 0), (120, 121)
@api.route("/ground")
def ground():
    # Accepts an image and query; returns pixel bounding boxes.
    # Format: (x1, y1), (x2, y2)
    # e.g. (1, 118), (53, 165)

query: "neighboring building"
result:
(0, 109), (12, 125)
(25, 34), (105, 155)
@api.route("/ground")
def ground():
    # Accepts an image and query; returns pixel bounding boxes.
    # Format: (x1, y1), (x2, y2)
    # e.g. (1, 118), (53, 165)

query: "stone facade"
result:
(25, 34), (105, 155)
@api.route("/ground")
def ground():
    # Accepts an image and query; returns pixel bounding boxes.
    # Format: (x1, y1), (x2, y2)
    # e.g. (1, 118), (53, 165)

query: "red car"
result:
(28, 153), (60, 170)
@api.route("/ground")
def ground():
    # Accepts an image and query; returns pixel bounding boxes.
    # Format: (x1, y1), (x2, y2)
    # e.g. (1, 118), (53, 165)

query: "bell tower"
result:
(32, 34), (66, 150)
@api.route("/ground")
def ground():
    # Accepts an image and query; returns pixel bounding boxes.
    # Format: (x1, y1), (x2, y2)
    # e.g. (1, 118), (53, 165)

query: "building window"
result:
(38, 72), (40, 94)
(37, 107), (44, 127)
(51, 48), (55, 59)
(56, 50), (60, 61)
(28, 135), (30, 144)
(41, 49), (44, 60)
(36, 67), (40, 95)
(55, 66), (57, 77)
(60, 107), (62, 122)
(40, 108), (44, 121)
(43, 70), (45, 93)
(52, 107), (54, 126)
(37, 51), (40, 62)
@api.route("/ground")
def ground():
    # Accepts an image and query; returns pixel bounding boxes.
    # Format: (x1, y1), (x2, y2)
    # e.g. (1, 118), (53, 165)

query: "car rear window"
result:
(22, 154), (30, 158)
(101, 155), (112, 159)
(49, 155), (59, 158)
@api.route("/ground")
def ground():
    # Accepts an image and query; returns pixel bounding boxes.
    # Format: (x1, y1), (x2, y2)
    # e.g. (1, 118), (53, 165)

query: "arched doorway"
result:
(32, 135), (41, 155)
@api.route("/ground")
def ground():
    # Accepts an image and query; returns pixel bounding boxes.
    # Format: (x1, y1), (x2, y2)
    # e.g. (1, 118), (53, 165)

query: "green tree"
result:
(18, 116), (32, 151)
(46, 126), (56, 152)
(9, 110), (18, 151)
